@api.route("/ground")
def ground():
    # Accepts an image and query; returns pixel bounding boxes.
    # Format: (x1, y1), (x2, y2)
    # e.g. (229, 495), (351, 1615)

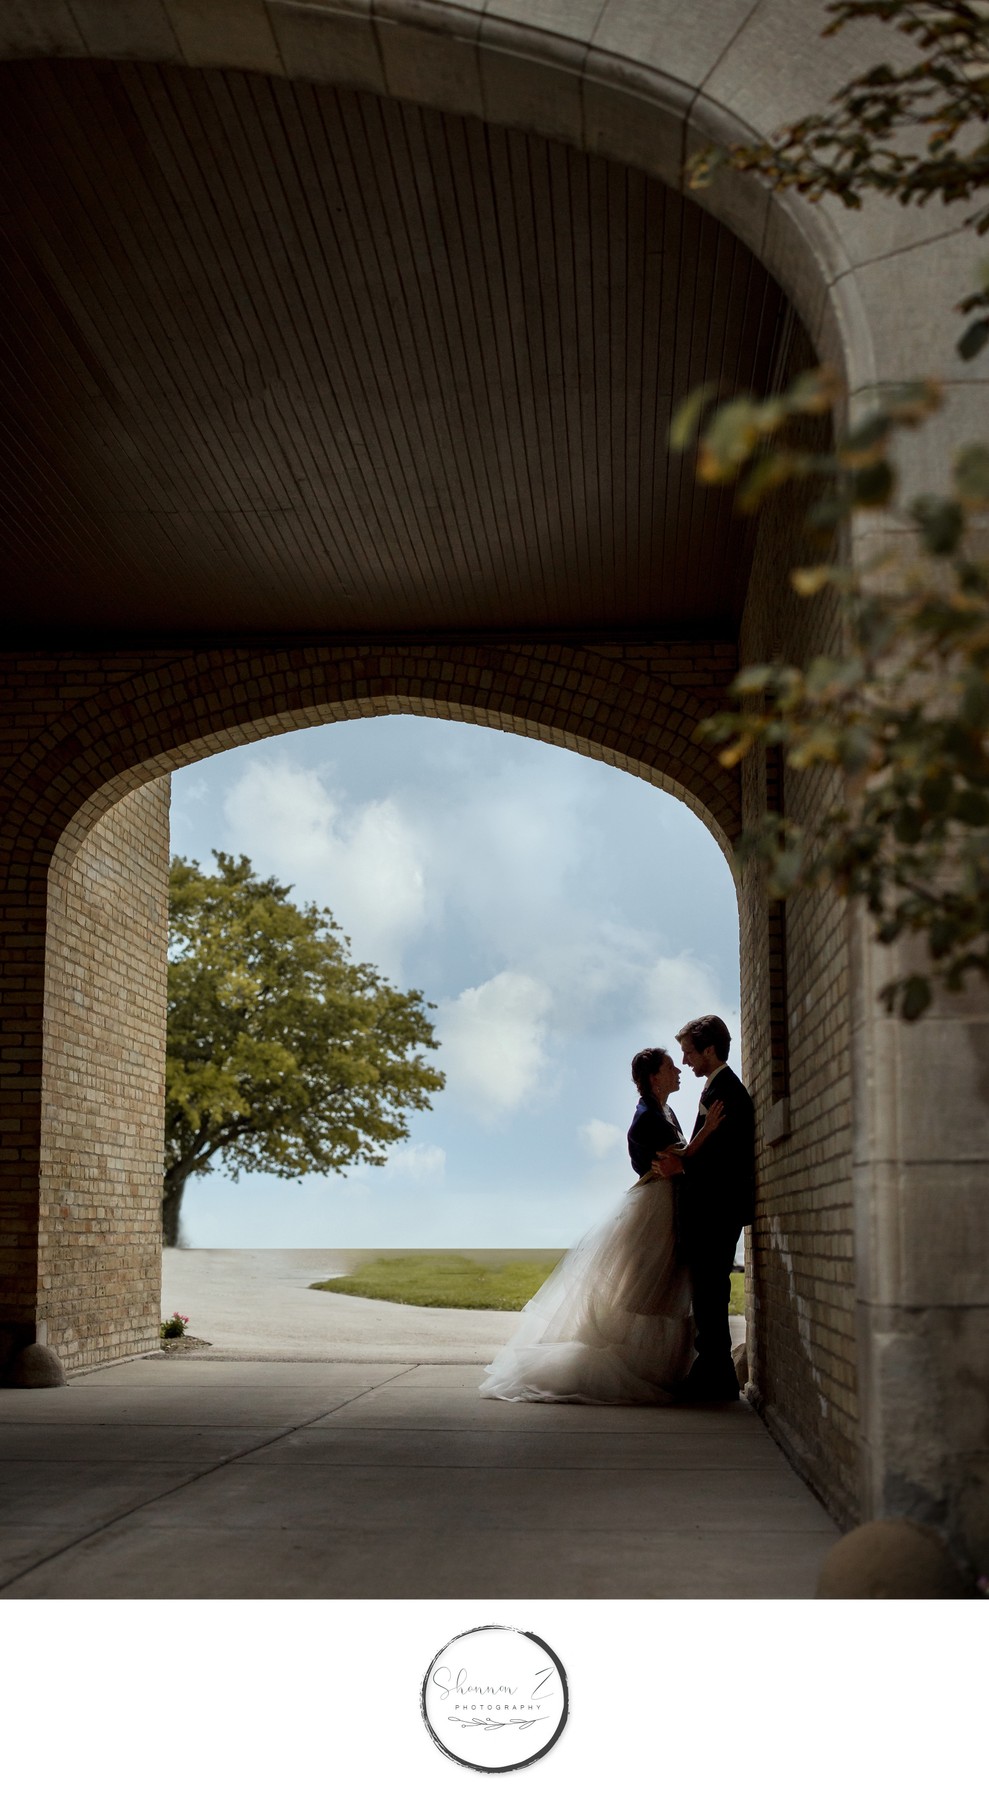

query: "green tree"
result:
(164, 853), (445, 1246)
(675, 0), (989, 1017)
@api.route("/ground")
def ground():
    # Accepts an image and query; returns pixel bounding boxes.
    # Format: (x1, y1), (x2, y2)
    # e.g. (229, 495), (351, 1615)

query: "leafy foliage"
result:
(689, 2), (989, 352)
(165, 853), (444, 1237)
(675, 0), (989, 1018)
(674, 373), (989, 1017)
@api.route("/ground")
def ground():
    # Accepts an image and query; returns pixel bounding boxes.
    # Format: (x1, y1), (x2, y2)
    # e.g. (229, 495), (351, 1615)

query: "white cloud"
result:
(641, 952), (723, 1035)
(513, 929), (736, 1056)
(416, 754), (589, 961)
(436, 970), (552, 1123)
(221, 758), (426, 978)
(640, 952), (741, 1059)
(383, 1143), (446, 1182)
(169, 773), (210, 840)
(171, 718), (743, 1249)
(578, 1119), (623, 1159)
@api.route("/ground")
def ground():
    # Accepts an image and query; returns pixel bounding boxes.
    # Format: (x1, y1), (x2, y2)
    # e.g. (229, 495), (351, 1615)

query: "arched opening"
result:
(31, 616), (859, 1523)
(155, 712), (743, 1372)
(40, 668), (743, 1347)
(164, 712), (742, 1242)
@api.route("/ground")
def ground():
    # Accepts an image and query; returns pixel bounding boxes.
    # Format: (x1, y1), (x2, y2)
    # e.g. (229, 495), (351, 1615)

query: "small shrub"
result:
(160, 1311), (189, 1339)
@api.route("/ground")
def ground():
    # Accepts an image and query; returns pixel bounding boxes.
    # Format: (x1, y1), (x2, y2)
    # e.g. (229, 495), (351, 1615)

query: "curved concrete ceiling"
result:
(0, 58), (799, 636)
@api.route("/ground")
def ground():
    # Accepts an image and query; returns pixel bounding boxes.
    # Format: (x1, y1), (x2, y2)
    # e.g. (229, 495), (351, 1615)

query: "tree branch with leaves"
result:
(674, 0), (989, 1018)
(691, 1), (989, 354)
(164, 853), (445, 1245)
(674, 374), (989, 1017)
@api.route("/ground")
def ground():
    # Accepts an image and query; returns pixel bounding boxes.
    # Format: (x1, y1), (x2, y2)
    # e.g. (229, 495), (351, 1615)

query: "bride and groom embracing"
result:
(480, 1014), (755, 1406)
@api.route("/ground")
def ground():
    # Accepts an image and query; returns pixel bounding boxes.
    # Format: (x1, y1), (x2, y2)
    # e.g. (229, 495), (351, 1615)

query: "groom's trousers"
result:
(681, 1209), (739, 1391)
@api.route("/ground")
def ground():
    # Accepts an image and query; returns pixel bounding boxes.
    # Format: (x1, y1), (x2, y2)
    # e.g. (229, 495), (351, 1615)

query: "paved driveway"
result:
(161, 1248), (521, 1358)
(160, 1248), (745, 1360)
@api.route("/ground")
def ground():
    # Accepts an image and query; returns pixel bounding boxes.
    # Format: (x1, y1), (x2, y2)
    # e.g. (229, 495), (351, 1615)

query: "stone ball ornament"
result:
(816, 1519), (969, 1599)
(9, 1344), (67, 1387)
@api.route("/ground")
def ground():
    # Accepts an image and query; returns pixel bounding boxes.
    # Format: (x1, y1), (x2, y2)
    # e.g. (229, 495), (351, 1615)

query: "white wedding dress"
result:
(479, 1173), (694, 1404)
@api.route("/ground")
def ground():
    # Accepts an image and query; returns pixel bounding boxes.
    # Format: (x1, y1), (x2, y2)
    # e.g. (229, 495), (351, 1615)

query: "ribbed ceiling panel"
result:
(0, 60), (794, 634)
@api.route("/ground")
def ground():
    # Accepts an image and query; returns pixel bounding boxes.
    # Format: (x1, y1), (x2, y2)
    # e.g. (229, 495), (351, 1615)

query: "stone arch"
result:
(28, 637), (740, 1369)
(8, 640), (741, 882)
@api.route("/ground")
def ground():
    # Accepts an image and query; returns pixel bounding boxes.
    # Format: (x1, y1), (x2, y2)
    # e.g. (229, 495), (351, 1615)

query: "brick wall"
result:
(38, 780), (170, 1371)
(737, 388), (859, 1525)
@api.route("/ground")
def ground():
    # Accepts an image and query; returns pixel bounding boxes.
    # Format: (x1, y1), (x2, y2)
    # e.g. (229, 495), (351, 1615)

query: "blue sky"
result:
(170, 715), (741, 1248)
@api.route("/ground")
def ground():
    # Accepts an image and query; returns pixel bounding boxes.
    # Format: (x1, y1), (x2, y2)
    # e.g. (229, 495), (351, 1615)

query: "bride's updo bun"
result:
(631, 1047), (668, 1098)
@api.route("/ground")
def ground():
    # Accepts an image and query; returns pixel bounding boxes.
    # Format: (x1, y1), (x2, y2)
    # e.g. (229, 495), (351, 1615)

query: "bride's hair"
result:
(631, 1047), (668, 1098)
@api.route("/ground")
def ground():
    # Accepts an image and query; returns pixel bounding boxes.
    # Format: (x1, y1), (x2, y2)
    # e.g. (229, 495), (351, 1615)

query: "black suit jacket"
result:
(627, 1097), (685, 1177)
(681, 1064), (756, 1241)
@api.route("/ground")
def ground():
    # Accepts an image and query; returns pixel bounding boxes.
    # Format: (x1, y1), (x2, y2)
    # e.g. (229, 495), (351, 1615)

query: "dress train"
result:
(479, 1175), (693, 1404)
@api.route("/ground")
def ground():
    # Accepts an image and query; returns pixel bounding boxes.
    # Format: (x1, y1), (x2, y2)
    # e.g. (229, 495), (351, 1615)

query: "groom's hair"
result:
(631, 1047), (668, 1098)
(676, 1015), (731, 1061)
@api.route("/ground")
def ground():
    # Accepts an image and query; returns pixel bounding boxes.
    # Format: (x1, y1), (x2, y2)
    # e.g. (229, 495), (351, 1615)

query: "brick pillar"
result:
(38, 781), (170, 1372)
(0, 913), (46, 1354)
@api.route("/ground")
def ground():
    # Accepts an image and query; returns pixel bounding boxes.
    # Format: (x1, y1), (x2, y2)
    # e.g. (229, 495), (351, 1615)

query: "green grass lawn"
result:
(311, 1254), (563, 1311)
(312, 1254), (747, 1316)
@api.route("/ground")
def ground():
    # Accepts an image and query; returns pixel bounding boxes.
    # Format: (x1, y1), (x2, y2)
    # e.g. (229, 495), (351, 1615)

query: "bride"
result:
(479, 1047), (724, 1404)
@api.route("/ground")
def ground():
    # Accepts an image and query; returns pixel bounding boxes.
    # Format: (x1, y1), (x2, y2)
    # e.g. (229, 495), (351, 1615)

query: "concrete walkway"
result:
(0, 1357), (839, 1599)
(0, 1252), (839, 1598)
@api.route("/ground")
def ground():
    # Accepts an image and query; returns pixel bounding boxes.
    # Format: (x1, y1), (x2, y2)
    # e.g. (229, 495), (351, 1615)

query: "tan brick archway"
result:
(23, 640), (743, 875)
(3, 636), (741, 1364)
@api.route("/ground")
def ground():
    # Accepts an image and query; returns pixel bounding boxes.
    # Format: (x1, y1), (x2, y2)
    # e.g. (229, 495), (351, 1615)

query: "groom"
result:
(664, 1015), (755, 1402)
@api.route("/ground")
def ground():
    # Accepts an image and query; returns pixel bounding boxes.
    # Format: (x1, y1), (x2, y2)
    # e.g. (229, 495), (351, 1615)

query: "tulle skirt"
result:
(479, 1175), (694, 1404)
